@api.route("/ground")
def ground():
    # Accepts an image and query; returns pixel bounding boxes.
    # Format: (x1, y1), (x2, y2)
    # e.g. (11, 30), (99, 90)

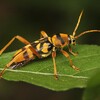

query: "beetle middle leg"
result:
(52, 48), (58, 79)
(40, 31), (48, 38)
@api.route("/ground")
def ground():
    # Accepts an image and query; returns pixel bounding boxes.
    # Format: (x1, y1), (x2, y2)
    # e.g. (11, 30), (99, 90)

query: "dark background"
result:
(0, 0), (100, 100)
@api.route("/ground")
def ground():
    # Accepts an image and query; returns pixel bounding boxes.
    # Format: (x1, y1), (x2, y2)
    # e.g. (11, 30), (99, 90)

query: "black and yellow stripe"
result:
(8, 45), (36, 69)
(8, 37), (54, 69)
(31, 37), (53, 57)
(56, 34), (65, 45)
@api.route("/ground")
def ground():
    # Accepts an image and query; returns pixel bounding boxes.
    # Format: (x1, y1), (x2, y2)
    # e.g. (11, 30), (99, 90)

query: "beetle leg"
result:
(61, 49), (79, 71)
(68, 45), (78, 56)
(52, 48), (58, 79)
(0, 35), (30, 55)
(29, 46), (41, 58)
(0, 65), (9, 78)
(40, 31), (48, 38)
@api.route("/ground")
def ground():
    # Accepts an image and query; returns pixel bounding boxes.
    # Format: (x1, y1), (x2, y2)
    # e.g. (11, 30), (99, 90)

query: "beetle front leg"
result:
(68, 45), (78, 56)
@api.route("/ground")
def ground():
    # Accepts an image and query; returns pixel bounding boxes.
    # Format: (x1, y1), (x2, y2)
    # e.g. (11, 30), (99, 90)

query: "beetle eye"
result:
(73, 40), (75, 42)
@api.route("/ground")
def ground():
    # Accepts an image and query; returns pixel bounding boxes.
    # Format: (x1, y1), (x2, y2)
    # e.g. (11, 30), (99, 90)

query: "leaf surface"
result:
(0, 45), (100, 91)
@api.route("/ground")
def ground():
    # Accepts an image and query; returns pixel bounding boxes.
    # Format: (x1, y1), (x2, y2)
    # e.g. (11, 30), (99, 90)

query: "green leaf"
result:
(83, 70), (100, 100)
(0, 45), (100, 91)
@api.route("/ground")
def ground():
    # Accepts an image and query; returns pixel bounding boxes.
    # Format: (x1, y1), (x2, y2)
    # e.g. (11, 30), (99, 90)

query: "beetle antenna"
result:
(75, 30), (100, 39)
(73, 10), (83, 37)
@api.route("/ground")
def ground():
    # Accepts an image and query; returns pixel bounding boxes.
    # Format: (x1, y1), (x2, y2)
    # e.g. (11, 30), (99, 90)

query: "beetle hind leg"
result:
(0, 65), (9, 78)
(0, 35), (30, 55)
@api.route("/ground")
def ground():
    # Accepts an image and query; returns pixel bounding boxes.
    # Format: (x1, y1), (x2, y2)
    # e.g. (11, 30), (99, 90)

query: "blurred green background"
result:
(0, 0), (100, 100)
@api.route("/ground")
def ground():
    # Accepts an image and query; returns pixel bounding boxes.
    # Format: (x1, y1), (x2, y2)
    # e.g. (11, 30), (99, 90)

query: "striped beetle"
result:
(0, 11), (100, 79)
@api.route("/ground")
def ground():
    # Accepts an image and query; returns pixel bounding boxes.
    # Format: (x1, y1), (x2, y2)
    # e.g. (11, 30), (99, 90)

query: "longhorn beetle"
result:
(0, 11), (100, 79)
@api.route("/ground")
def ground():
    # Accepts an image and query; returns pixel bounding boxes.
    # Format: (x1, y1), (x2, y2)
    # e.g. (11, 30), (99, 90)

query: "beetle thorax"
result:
(52, 33), (69, 48)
